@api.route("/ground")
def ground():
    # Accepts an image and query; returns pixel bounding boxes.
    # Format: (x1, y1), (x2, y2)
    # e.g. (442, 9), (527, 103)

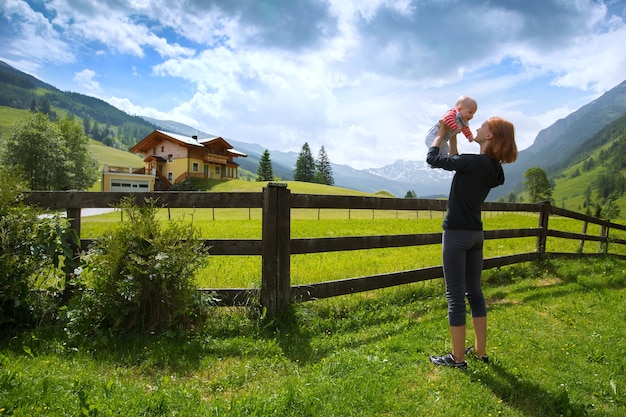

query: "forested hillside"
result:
(550, 112), (626, 216)
(497, 79), (626, 200)
(0, 60), (156, 150)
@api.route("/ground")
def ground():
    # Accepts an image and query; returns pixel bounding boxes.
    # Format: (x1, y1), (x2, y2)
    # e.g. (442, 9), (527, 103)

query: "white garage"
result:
(102, 167), (156, 192)
(109, 179), (151, 192)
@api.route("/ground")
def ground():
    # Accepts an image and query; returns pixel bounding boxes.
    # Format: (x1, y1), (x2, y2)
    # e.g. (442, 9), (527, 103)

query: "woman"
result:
(426, 117), (518, 370)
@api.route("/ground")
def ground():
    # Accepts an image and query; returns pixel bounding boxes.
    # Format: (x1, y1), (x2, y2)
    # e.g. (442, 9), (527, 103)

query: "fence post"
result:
(536, 201), (550, 256)
(578, 221), (588, 253)
(261, 183), (291, 317)
(63, 207), (82, 302)
(599, 223), (608, 254)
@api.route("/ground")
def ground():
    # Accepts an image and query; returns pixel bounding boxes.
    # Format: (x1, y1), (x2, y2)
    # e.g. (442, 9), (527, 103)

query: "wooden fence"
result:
(25, 183), (626, 317)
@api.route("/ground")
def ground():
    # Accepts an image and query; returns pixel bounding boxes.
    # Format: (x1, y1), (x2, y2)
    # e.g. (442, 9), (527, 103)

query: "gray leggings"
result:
(442, 229), (487, 326)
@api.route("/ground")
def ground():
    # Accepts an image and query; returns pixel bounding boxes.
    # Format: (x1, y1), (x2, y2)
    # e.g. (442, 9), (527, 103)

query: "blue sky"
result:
(1, 0), (625, 169)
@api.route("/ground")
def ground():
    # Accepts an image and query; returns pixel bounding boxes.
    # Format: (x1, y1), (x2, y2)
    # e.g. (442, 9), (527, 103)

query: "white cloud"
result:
(2, 0), (625, 170)
(0, 0), (75, 67)
(73, 69), (101, 94)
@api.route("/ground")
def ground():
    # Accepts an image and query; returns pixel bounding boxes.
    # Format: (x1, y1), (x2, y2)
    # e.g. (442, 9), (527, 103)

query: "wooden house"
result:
(102, 130), (247, 192)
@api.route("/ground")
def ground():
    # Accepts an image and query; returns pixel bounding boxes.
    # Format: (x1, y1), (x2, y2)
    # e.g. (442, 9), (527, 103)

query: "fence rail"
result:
(25, 184), (626, 317)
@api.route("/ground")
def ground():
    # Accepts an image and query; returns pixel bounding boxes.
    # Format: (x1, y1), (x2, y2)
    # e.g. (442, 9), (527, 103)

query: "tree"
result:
(602, 198), (620, 220)
(404, 190), (417, 198)
(524, 167), (552, 203)
(83, 116), (92, 134)
(507, 192), (517, 203)
(583, 186), (592, 208)
(1, 112), (66, 190)
(57, 117), (99, 189)
(594, 171), (626, 200)
(39, 97), (56, 120)
(1, 112), (98, 190)
(315, 146), (334, 186)
(256, 149), (274, 181)
(294, 142), (315, 182)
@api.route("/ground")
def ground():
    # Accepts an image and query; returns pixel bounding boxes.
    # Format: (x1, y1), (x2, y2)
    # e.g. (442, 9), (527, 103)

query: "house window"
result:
(168, 154), (173, 162)
(167, 172), (173, 181)
(161, 146), (164, 152)
(153, 147), (157, 155)
(215, 166), (221, 175)
(192, 162), (199, 172)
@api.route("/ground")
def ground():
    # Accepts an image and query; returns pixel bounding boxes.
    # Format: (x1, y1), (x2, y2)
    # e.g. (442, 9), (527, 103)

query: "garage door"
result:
(110, 179), (150, 192)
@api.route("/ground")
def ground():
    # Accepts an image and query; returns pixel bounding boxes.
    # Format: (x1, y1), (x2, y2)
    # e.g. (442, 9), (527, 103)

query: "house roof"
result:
(160, 130), (206, 147)
(130, 130), (247, 158)
(144, 155), (167, 162)
(228, 149), (247, 157)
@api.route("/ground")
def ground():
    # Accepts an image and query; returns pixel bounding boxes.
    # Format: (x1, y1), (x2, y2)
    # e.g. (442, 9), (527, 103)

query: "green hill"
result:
(497, 80), (626, 199)
(517, 112), (626, 218)
(0, 60), (157, 150)
(0, 106), (29, 136)
(169, 176), (392, 196)
(89, 139), (144, 168)
(3, 58), (626, 216)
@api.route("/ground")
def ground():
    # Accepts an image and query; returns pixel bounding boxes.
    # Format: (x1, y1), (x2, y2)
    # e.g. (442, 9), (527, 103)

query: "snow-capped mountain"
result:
(365, 159), (454, 183)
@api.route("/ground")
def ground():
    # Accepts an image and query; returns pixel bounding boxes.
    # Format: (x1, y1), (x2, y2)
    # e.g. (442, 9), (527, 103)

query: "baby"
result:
(425, 95), (477, 154)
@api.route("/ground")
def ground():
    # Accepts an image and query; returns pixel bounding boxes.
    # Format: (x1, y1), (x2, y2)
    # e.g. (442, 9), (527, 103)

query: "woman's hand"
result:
(438, 119), (450, 135)
(435, 119), (458, 155)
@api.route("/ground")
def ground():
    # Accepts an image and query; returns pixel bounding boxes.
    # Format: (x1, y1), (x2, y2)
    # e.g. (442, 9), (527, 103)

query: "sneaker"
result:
(429, 353), (467, 370)
(465, 347), (489, 364)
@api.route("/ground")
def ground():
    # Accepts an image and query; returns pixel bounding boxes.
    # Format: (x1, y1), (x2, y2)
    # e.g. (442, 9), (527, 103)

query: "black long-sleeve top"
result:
(426, 146), (505, 230)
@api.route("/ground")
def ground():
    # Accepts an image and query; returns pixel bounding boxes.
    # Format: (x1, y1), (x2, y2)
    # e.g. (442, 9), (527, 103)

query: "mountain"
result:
(0, 60), (157, 150)
(4, 60), (625, 201)
(365, 159), (453, 188)
(146, 80), (626, 200)
(143, 117), (452, 197)
(0, 60), (59, 91)
(494, 79), (626, 199)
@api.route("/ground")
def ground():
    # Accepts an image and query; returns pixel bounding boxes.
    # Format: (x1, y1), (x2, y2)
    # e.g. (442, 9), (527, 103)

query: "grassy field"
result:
(79, 209), (626, 289)
(3, 178), (626, 416)
(1, 256), (624, 416)
(88, 140), (143, 169)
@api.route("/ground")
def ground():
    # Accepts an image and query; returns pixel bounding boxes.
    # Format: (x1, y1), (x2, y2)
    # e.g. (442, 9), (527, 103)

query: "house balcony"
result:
(103, 165), (145, 174)
(204, 154), (229, 164)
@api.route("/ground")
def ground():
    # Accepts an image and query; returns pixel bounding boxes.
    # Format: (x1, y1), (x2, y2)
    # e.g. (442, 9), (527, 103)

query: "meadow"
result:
(79, 208), (624, 289)
(1, 205), (626, 416)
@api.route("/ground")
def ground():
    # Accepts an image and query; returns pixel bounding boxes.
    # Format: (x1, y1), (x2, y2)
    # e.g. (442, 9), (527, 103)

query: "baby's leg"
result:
(425, 124), (449, 154)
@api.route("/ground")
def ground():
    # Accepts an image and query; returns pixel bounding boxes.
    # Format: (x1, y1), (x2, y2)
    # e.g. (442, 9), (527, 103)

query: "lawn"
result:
(1, 257), (625, 416)
(79, 210), (625, 289)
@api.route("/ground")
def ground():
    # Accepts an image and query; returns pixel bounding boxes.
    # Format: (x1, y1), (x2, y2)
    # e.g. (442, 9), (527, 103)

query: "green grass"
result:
(176, 177), (386, 196)
(80, 210), (626, 289)
(88, 139), (144, 169)
(1, 257), (625, 416)
(0, 107), (30, 137)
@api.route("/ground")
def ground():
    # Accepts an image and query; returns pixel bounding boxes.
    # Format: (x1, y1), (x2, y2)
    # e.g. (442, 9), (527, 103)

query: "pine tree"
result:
(294, 142), (315, 182)
(39, 97), (51, 116)
(256, 149), (274, 181)
(315, 146), (334, 186)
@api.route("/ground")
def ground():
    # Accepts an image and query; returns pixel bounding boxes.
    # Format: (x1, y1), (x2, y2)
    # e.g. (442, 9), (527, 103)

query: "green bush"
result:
(65, 197), (211, 338)
(0, 167), (75, 331)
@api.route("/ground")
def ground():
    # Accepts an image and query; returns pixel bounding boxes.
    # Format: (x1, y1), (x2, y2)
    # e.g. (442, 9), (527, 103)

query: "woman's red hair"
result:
(486, 117), (518, 164)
